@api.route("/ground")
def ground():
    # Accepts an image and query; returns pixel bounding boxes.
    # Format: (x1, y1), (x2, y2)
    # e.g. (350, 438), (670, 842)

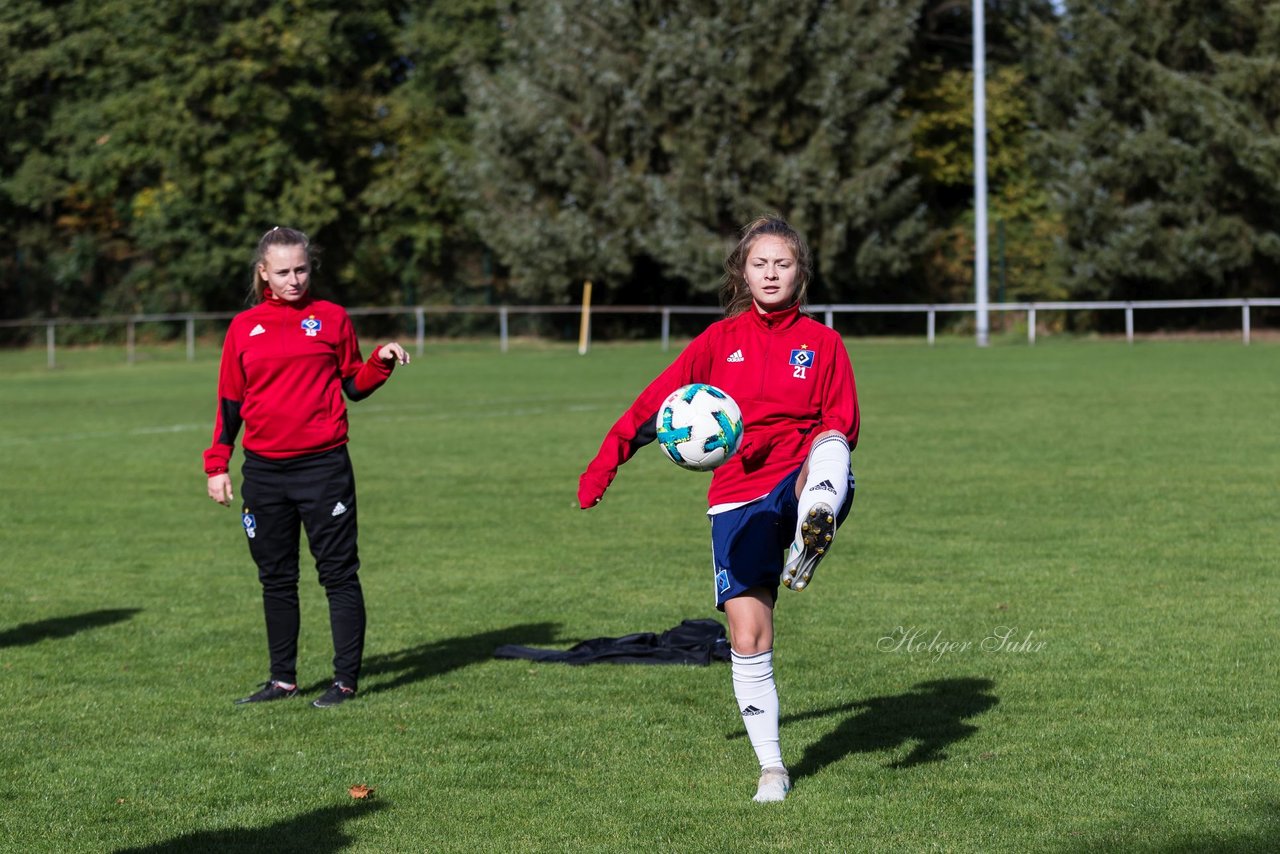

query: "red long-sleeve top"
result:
(202, 294), (394, 475)
(583, 303), (859, 508)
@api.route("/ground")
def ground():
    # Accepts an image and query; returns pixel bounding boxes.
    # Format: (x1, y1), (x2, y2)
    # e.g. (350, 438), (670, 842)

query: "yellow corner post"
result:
(578, 280), (592, 355)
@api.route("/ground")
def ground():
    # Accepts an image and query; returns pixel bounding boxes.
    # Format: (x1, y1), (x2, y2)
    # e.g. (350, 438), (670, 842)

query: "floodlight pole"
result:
(973, 0), (990, 347)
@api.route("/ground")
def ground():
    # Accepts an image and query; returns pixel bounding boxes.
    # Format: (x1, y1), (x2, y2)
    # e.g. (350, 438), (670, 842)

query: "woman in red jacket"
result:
(204, 227), (409, 709)
(579, 215), (859, 802)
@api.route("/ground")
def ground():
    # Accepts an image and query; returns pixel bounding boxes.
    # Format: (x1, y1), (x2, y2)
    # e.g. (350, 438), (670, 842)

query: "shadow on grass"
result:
(113, 801), (385, 853)
(729, 677), (998, 779)
(357, 622), (560, 697)
(0, 608), (141, 648)
(1062, 800), (1280, 853)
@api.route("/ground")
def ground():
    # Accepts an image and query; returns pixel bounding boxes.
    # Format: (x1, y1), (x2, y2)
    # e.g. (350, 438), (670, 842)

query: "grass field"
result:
(1, 334), (1278, 853)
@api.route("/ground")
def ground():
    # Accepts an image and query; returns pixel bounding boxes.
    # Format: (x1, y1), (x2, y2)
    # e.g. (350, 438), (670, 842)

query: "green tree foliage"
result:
(910, 62), (1066, 304)
(1033, 0), (1280, 303)
(0, 0), (95, 318)
(356, 0), (507, 308)
(1, 0), (410, 317)
(461, 0), (929, 304)
(906, 0), (1065, 307)
(6, 0), (1278, 330)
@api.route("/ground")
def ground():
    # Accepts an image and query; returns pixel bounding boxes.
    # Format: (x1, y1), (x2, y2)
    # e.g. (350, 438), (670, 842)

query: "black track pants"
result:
(240, 446), (365, 687)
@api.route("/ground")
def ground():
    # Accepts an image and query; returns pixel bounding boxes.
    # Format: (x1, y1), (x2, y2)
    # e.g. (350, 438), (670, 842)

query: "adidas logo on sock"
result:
(331, 502), (347, 517)
(808, 479), (837, 495)
(726, 349), (744, 363)
(741, 705), (765, 717)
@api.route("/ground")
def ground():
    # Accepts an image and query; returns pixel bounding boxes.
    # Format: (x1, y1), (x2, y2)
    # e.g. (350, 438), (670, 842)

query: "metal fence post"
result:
(186, 316), (195, 361)
(127, 318), (136, 364)
(47, 322), (56, 369)
(1243, 302), (1251, 346)
(415, 306), (426, 356)
(661, 308), (671, 351)
(1125, 304), (1134, 344)
(499, 306), (509, 353)
(1028, 307), (1036, 346)
(927, 309), (936, 347)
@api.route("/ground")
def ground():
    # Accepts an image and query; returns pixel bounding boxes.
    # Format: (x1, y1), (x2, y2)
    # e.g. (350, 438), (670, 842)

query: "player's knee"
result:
(726, 610), (774, 654)
(731, 636), (771, 656)
(317, 560), (361, 591)
(256, 562), (301, 589)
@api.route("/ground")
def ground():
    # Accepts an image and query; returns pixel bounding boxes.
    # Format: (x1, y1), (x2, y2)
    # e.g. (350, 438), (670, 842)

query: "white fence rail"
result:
(2, 298), (1277, 368)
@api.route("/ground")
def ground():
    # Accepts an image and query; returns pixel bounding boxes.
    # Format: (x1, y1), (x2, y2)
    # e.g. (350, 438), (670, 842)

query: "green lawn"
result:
(1, 335), (1277, 852)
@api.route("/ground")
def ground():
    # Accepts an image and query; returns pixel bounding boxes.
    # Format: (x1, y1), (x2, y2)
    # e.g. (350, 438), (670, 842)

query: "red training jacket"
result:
(202, 294), (394, 475)
(581, 303), (859, 508)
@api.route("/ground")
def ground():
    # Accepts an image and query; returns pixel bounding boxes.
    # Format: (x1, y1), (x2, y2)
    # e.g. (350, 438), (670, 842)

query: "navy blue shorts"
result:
(709, 466), (855, 609)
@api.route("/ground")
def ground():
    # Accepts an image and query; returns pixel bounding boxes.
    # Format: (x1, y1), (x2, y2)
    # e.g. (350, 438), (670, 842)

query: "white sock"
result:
(795, 434), (850, 542)
(731, 649), (783, 771)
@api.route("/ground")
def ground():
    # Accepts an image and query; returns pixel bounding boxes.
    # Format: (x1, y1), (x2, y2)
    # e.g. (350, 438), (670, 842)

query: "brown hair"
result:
(719, 214), (813, 316)
(247, 226), (311, 305)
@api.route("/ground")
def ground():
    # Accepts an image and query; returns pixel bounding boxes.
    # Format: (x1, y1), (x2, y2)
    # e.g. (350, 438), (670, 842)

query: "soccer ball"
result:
(655, 383), (744, 471)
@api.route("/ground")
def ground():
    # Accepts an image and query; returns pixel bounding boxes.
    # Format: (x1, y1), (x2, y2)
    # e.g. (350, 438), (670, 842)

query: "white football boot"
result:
(752, 766), (792, 803)
(781, 503), (835, 592)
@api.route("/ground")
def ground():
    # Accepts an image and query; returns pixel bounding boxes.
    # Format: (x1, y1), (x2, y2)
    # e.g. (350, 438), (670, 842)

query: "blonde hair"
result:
(719, 214), (813, 316)
(247, 226), (311, 304)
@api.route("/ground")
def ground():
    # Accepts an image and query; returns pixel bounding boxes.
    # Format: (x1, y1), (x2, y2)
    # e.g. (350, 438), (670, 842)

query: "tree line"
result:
(1, 0), (1277, 333)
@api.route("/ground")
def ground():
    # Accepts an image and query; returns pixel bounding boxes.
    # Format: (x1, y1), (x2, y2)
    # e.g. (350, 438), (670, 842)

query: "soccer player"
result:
(578, 214), (859, 802)
(203, 226), (410, 709)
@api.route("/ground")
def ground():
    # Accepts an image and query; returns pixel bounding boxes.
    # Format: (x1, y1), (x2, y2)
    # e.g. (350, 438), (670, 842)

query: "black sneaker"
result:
(235, 680), (299, 704)
(313, 680), (356, 708)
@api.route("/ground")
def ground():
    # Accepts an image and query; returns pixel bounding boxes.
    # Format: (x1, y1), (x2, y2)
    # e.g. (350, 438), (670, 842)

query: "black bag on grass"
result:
(493, 618), (731, 666)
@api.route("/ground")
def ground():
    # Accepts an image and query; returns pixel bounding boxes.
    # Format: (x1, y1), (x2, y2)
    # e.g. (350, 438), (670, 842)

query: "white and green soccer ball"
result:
(655, 383), (744, 471)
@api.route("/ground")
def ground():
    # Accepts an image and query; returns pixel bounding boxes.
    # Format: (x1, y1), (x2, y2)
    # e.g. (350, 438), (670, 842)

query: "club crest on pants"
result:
(242, 510), (257, 539)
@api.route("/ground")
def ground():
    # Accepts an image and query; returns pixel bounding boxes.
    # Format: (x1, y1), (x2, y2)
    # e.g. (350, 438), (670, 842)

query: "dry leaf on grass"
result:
(348, 784), (374, 799)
